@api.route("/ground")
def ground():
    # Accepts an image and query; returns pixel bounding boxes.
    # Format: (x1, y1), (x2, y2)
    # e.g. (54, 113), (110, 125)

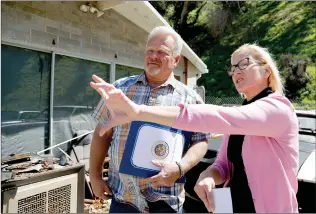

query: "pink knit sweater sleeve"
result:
(208, 135), (231, 184)
(173, 95), (294, 138)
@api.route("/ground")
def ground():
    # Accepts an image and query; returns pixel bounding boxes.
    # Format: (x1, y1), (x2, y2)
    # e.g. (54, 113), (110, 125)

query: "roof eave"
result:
(113, 1), (208, 74)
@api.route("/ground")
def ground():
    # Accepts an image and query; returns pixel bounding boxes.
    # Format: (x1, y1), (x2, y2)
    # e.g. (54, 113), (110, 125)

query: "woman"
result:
(90, 44), (299, 213)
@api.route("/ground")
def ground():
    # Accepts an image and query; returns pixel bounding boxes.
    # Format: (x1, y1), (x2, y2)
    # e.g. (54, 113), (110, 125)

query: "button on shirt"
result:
(91, 72), (209, 212)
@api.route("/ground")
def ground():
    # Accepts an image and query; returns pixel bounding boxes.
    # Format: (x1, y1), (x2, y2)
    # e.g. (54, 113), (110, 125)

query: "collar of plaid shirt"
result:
(135, 72), (178, 89)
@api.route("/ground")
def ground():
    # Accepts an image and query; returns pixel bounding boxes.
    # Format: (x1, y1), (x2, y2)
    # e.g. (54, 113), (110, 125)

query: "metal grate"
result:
(48, 184), (71, 213)
(18, 192), (47, 213)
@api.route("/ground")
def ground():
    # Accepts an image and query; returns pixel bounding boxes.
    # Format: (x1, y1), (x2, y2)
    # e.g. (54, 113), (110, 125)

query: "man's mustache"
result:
(148, 60), (161, 65)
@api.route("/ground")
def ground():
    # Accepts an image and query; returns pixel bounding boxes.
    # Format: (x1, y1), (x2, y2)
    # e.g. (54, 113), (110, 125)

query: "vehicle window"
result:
(18, 112), (40, 120)
(298, 117), (315, 130)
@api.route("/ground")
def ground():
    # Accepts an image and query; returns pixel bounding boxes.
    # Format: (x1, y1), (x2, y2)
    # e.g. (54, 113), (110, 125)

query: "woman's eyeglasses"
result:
(227, 58), (265, 76)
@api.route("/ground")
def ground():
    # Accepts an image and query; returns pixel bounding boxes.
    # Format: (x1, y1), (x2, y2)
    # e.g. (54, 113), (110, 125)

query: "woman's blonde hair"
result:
(232, 43), (284, 96)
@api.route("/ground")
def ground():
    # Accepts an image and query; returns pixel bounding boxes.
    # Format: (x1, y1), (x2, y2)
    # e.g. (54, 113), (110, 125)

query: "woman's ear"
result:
(263, 65), (271, 79)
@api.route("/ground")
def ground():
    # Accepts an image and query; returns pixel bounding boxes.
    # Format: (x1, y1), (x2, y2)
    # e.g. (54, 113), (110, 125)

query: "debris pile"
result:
(1, 152), (112, 213)
(1, 153), (73, 181)
(84, 198), (111, 213)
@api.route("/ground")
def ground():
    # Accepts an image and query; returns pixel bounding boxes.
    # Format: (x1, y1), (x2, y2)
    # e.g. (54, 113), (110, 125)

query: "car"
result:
(295, 110), (316, 213)
(183, 110), (316, 213)
(1, 110), (40, 125)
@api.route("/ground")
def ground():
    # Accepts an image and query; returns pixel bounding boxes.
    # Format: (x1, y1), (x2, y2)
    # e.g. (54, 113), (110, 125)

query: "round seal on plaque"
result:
(152, 141), (169, 159)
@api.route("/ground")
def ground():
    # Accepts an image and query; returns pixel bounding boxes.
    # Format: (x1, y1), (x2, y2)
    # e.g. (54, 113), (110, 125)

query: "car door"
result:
(184, 135), (224, 212)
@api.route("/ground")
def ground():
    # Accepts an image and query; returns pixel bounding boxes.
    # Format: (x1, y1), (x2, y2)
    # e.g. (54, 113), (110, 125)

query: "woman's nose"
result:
(233, 68), (242, 76)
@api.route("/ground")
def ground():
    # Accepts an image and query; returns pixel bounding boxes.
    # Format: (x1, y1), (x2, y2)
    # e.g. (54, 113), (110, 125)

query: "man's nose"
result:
(149, 51), (158, 58)
(148, 52), (159, 60)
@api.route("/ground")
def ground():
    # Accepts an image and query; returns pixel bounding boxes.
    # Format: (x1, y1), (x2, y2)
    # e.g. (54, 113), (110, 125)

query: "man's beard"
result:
(145, 66), (161, 75)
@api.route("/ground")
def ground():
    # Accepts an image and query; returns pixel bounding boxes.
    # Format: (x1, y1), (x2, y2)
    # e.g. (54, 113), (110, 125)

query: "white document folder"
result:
(131, 124), (185, 171)
(212, 188), (233, 213)
(119, 121), (192, 183)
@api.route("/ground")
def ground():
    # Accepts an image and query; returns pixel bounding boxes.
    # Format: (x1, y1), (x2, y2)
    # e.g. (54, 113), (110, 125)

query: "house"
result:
(1, 1), (208, 156)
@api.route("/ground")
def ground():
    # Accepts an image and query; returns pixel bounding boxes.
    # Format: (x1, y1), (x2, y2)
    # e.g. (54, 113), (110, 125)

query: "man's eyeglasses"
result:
(227, 58), (264, 76)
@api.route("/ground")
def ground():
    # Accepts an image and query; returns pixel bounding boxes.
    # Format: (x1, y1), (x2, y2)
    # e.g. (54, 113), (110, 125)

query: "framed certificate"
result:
(119, 121), (193, 183)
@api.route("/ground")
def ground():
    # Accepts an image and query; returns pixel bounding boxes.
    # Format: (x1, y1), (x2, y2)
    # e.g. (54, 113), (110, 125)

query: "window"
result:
(2, 45), (144, 157)
(1, 45), (51, 155)
(52, 55), (110, 155)
(115, 64), (144, 80)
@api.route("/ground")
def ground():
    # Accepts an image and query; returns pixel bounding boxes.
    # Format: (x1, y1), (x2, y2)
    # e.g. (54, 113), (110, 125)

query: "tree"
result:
(150, 1), (216, 56)
(280, 55), (312, 100)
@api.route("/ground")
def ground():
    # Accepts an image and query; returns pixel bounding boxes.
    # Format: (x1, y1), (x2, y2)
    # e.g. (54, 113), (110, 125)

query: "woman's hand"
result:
(90, 74), (140, 136)
(194, 170), (216, 213)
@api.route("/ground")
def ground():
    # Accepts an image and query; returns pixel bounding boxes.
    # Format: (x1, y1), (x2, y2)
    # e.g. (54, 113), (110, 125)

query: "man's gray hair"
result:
(146, 26), (183, 57)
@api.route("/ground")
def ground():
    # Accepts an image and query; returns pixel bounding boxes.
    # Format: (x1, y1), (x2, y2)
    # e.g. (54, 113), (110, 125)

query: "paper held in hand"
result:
(211, 188), (233, 213)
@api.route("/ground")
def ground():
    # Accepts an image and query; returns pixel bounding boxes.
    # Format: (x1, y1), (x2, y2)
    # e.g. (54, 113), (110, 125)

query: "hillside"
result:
(197, 1), (315, 100)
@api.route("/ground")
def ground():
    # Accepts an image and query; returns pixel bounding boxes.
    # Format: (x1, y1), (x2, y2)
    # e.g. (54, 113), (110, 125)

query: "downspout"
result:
(183, 56), (188, 85)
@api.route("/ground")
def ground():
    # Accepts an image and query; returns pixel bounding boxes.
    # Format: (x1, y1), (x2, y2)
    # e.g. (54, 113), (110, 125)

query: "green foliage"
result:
(301, 64), (316, 108)
(196, 1), (316, 99)
(53, 55), (110, 107)
(2, 46), (51, 111)
(151, 1), (315, 101)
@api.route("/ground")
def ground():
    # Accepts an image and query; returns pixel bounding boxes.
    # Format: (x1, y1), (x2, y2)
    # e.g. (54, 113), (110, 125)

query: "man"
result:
(90, 26), (208, 213)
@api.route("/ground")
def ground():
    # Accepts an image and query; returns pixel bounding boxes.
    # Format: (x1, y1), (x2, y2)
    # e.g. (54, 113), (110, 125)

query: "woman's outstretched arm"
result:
(138, 105), (180, 126)
(138, 97), (294, 138)
(90, 74), (294, 138)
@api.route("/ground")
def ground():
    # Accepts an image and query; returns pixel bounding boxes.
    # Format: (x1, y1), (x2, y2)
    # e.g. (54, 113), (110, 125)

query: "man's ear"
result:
(174, 55), (181, 66)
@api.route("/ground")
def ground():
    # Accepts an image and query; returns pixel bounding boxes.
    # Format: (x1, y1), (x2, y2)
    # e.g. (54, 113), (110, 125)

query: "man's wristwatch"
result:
(175, 161), (184, 178)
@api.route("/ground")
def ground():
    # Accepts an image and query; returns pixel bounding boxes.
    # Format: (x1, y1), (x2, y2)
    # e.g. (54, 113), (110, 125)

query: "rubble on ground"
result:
(84, 198), (111, 213)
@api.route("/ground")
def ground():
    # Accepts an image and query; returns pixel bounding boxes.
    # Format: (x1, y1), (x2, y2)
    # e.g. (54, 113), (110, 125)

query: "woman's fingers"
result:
(206, 187), (215, 212)
(91, 74), (115, 89)
(204, 179), (215, 212)
(92, 74), (106, 84)
(97, 87), (109, 100)
(195, 186), (212, 212)
(96, 87), (118, 118)
(90, 82), (114, 93)
(90, 82), (106, 97)
(194, 175), (216, 213)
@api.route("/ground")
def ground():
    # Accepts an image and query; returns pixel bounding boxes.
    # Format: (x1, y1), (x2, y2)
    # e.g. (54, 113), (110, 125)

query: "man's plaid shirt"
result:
(91, 72), (209, 212)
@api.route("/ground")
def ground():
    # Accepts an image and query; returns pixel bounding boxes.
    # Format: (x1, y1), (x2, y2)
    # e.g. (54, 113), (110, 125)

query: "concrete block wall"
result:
(1, 1), (153, 69)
